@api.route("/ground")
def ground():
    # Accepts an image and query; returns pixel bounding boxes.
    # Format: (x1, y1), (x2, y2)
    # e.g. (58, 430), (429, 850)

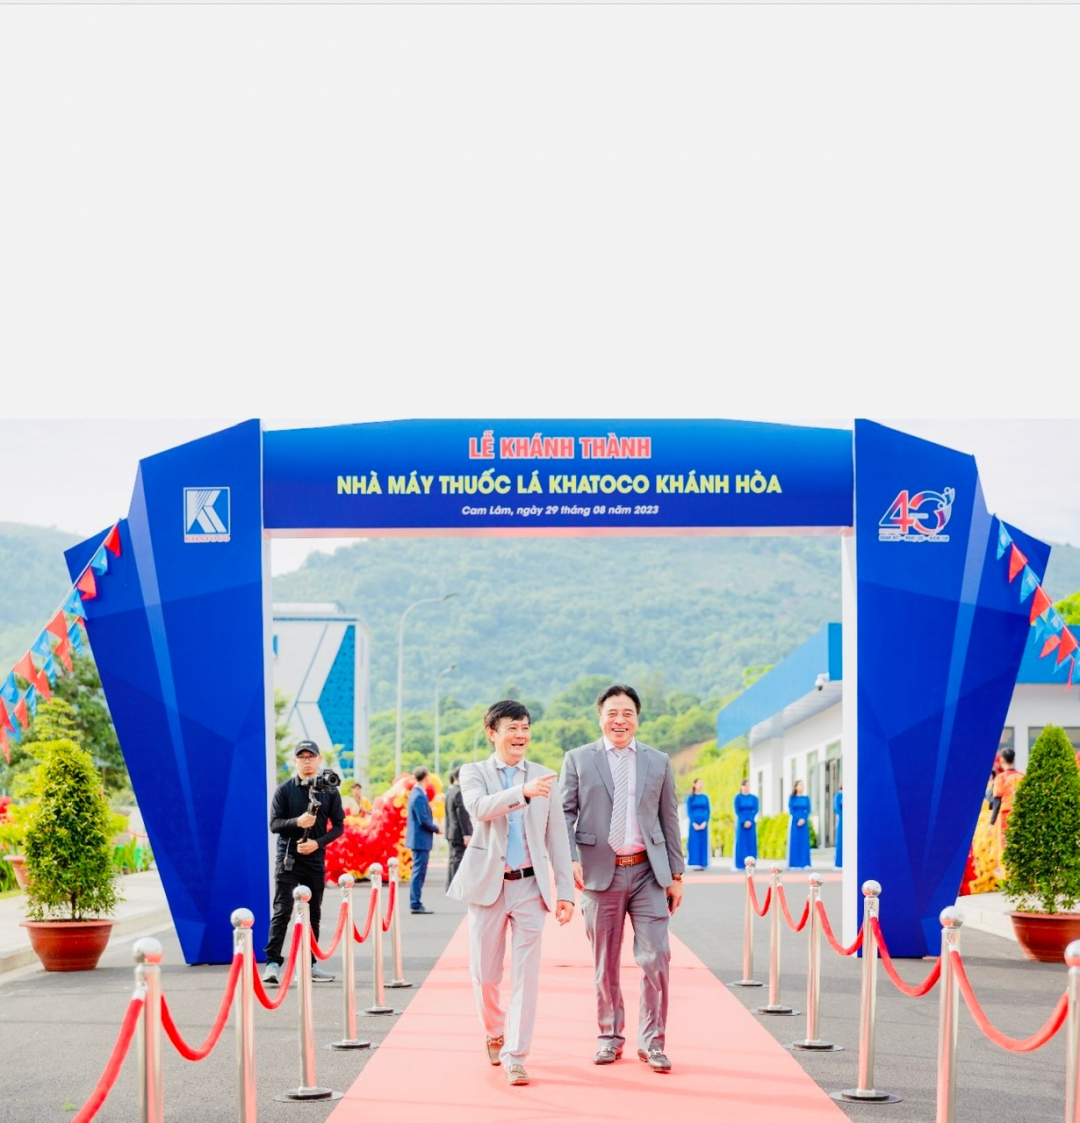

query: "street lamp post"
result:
(395, 594), (457, 780)
(433, 663), (456, 778)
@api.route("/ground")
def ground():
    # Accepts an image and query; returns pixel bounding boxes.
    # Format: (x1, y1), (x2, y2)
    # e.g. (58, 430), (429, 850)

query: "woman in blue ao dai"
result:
(732, 778), (759, 871)
(833, 786), (843, 869)
(685, 778), (711, 870)
(788, 779), (812, 869)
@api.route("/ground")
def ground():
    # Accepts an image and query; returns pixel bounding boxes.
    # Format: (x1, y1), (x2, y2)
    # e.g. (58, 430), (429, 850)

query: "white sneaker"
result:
(261, 962), (281, 986)
(310, 962), (336, 982)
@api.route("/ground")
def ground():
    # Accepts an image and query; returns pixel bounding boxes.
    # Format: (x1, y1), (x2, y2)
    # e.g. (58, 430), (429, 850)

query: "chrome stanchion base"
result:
(385, 979), (413, 988)
(273, 1087), (344, 1102)
(755, 1004), (799, 1016)
(363, 1005), (398, 1015)
(326, 1039), (373, 1050)
(831, 1088), (902, 1104)
(788, 1039), (843, 1051)
(728, 979), (765, 988)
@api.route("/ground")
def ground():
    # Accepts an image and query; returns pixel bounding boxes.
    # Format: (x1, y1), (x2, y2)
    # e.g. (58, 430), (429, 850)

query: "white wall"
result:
(1003, 683), (1080, 772)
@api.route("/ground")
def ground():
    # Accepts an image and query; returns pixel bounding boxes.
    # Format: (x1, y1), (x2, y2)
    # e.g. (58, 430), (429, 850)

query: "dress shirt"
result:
(604, 738), (646, 854)
(496, 760), (533, 871)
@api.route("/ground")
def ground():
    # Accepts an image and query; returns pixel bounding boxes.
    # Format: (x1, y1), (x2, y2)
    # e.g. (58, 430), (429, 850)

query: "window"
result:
(826, 739), (841, 758)
(1028, 727), (1080, 753)
(998, 727), (1015, 754)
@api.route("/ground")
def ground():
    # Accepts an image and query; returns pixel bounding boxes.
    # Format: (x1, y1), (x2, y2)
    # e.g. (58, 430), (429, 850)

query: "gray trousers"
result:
(581, 862), (671, 1053)
(467, 876), (546, 1067)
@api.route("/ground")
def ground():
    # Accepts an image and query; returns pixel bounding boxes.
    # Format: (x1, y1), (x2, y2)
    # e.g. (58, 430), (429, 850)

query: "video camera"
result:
(283, 770), (341, 871)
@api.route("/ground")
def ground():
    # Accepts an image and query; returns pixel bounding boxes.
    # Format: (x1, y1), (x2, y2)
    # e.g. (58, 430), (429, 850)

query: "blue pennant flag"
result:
(1019, 568), (1039, 603)
(996, 519), (1012, 560)
(31, 632), (52, 661)
(1034, 614), (1054, 645)
(7, 721), (21, 745)
(24, 685), (37, 715)
(62, 588), (83, 616)
(42, 654), (58, 684)
(90, 546), (110, 576)
(0, 674), (18, 707)
(67, 622), (84, 654)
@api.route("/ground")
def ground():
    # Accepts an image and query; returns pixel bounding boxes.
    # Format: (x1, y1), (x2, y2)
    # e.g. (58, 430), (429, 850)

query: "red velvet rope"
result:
(253, 924), (302, 1010)
(952, 953), (1068, 1052)
(382, 878), (397, 933)
(311, 902), (348, 960)
(161, 954), (243, 1060)
(354, 886), (378, 943)
(72, 993), (145, 1123)
(816, 900), (864, 956)
(871, 918), (941, 997)
(776, 884), (811, 932)
(747, 879), (772, 918)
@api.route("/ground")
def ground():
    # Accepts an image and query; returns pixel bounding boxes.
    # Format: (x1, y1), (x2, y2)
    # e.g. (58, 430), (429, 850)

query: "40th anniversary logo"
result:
(878, 487), (954, 543)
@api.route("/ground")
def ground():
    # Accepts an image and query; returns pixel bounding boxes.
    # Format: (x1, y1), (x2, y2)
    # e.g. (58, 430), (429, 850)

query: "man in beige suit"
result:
(448, 699), (575, 1087)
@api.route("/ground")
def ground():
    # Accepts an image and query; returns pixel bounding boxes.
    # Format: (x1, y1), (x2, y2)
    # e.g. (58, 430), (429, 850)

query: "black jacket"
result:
(444, 781), (473, 849)
(270, 775), (345, 864)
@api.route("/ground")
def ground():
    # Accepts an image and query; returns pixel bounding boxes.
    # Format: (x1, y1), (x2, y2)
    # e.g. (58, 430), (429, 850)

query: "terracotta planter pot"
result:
(3, 853), (30, 889)
(20, 919), (115, 971)
(1008, 911), (1080, 963)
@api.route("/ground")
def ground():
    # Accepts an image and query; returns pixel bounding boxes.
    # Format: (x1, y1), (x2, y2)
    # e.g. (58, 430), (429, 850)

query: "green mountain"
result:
(3, 523), (1080, 716)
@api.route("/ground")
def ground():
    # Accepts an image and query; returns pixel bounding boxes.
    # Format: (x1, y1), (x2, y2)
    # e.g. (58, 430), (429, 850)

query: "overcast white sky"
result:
(1, 5), (1078, 571)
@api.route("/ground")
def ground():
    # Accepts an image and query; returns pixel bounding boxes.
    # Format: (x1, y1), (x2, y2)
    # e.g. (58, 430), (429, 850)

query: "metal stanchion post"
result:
(385, 857), (413, 989)
(274, 886), (342, 1103)
(364, 863), (396, 1016)
(231, 909), (257, 1123)
(756, 866), (798, 1015)
(328, 875), (372, 1050)
(934, 908), (964, 1123)
(1065, 940), (1080, 1123)
(791, 873), (841, 1051)
(729, 856), (764, 988)
(833, 880), (900, 1104)
(134, 937), (164, 1123)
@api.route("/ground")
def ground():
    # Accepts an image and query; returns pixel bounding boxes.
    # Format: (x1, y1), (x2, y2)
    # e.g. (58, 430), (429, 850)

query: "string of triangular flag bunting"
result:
(0, 523), (121, 764)
(996, 519), (1079, 689)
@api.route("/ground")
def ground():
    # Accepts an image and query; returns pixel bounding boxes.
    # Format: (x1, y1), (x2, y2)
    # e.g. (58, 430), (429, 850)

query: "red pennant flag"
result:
(1030, 585), (1053, 624)
(45, 610), (68, 643)
(0, 727), (8, 765)
(104, 524), (121, 556)
(0, 699), (12, 733)
(54, 636), (73, 673)
(1041, 635), (1061, 659)
(1008, 544), (1028, 582)
(13, 699), (29, 731)
(13, 652), (37, 685)
(76, 569), (98, 600)
(33, 672), (51, 703)
(1058, 628), (1079, 665)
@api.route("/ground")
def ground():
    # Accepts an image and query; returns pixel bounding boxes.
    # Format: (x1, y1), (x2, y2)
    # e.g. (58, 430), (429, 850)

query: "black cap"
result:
(294, 740), (321, 758)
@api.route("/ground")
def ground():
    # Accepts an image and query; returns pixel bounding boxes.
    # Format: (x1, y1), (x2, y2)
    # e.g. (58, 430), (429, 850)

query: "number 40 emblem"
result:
(878, 487), (955, 539)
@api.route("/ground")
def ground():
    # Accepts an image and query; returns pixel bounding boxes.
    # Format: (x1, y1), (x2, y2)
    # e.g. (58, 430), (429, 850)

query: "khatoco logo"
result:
(184, 488), (231, 543)
(878, 487), (954, 543)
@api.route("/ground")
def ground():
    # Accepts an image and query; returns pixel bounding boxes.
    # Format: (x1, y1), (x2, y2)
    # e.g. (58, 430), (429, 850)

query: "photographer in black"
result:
(262, 740), (345, 986)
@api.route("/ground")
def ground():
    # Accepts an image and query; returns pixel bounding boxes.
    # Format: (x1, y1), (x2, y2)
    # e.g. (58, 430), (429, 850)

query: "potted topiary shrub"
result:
(19, 699), (121, 971)
(1000, 724), (1080, 962)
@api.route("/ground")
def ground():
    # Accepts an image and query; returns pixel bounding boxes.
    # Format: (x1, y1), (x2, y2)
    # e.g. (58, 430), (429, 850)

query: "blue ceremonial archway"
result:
(65, 418), (1047, 963)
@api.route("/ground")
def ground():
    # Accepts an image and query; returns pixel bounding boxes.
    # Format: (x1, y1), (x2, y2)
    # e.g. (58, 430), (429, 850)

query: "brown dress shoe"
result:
(593, 1045), (623, 1064)
(637, 1047), (672, 1073)
(506, 1064), (530, 1085)
(486, 1034), (504, 1065)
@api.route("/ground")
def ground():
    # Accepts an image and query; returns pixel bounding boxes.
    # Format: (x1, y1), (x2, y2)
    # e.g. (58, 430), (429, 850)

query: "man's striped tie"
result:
(608, 749), (629, 851)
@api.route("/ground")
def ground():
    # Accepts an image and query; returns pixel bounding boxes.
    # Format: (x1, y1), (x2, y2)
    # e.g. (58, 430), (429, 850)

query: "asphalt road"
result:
(0, 872), (1070, 1122)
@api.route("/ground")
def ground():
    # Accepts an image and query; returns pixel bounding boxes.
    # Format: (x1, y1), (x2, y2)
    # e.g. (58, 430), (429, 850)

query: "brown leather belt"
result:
(504, 866), (535, 881)
(614, 852), (648, 867)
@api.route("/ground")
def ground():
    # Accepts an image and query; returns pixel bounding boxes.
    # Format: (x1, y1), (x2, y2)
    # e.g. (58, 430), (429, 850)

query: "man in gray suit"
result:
(448, 700), (575, 1087)
(560, 684), (684, 1073)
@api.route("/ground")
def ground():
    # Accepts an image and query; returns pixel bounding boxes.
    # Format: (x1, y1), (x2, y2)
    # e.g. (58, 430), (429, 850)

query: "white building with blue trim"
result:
(716, 622), (1079, 849)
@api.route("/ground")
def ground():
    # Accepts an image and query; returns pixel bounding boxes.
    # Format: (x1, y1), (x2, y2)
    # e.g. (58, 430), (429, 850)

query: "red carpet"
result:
(327, 895), (848, 1123)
